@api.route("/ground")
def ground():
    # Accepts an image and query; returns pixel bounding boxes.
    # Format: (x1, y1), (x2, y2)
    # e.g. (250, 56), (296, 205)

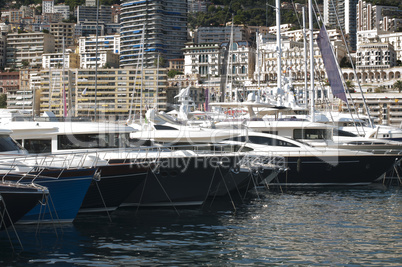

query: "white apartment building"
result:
(183, 43), (222, 77)
(193, 26), (248, 44)
(357, 29), (402, 61)
(78, 35), (120, 69)
(356, 42), (396, 69)
(42, 51), (80, 69)
(6, 32), (55, 69)
(80, 51), (119, 69)
(78, 35), (120, 54)
(183, 41), (255, 99)
(42, 0), (54, 14)
(357, 0), (402, 32)
(53, 4), (70, 20)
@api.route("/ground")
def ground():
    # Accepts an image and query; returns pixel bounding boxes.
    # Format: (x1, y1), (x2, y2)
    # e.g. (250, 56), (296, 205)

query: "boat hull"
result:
(121, 155), (257, 207)
(271, 154), (399, 186)
(79, 163), (150, 213)
(14, 168), (96, 224)
(0, 183), (47, 229)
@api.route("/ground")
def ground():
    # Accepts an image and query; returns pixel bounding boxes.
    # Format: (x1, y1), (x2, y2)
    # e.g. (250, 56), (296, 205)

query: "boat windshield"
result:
(0, 135), (26, 153)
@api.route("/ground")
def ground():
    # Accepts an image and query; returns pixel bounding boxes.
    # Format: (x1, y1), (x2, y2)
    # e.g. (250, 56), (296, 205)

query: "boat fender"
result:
(93, 171), (101, 182)
(231, 165), (240, 174)
(258, 166), (264, 174)
(297, 158), (301, 173)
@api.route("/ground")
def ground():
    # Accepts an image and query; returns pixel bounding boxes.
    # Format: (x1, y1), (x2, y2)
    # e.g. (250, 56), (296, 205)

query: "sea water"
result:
(1, 185), (401, 266)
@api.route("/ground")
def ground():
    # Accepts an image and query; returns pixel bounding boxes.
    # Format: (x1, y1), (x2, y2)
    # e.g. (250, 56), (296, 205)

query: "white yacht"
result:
(220, 131), (400, 186)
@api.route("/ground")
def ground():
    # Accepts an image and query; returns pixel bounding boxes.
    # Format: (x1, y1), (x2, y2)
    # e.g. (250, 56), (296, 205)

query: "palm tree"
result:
(393, 80), (402, 93)
(345, 80), (355, 93)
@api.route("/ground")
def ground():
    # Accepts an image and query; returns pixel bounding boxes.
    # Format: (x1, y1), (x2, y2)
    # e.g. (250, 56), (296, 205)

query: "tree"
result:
(375, 85), (387, 93)
(394, 80), (402, 93)
(0, 94), (7, 108)
(168, 69), (182, 78)
(345, 80), (355, 93)
(154, 56), (165, 68)
(340, 57), (352, 68)
(21, 60), (29, 68)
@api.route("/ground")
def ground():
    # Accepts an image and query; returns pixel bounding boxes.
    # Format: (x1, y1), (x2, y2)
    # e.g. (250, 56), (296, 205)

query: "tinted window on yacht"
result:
(0, 136), (25, 152)
(333, 129), (357, 137)
(57, 133), (128, 150)
(225, 136), (247, 142)
(154, 125), (178, 130)
(293, 129), (331, 140)
(248, 136), (298, 147)
(23, 139), (51, 153)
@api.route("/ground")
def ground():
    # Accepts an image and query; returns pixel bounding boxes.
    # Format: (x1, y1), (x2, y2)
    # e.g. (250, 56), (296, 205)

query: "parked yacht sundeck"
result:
(220, 131), (400, 186)
(129, 109), (238, 145)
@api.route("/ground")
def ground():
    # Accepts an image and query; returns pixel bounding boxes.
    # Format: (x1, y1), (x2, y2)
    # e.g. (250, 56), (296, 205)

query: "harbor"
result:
(1, 186), (401, 266)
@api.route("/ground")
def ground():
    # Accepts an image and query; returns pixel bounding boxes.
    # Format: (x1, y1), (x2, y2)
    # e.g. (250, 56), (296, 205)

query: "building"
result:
(9, 9), (25, 24)
(340, 93), (402, 126)
(38, 68), (168, 119)
(188, 0), (208, 13)
(183, 42), (256, 99)
(324, 0), (358, 51)
(74, 20), (105, 37)
(80, 51), (119, 69)
(111, 4), (121, 23)
(0, 33), (6, 68)
(6, 32), (55, 69)
(168, 58), (184, 72)
(193, 26), (249, 44)
(78, 35), (120, 69)
(42, 0), (54, 14)
(79, 35), (120, 54)
(76, 5), (113, 23)
(0, 71), (19, 93)
(53, 4), (70, 20)
(356, 42), (396, 69)
(120, 0), (187, 68)
(49, 23), (75, 52)
(6, 69), (37, 112)
(38, 69), (74, 117)
(357, 1), (402, 32)
(42, 51), (80, 69)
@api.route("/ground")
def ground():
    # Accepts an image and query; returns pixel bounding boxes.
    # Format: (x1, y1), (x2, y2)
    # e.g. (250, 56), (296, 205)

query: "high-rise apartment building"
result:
(357, 1), (402, 32)
(6, 32), (55, 69)
(120, 0), (187, 68)
(42, 0), (54, 14)
(324, 0), (358, 51)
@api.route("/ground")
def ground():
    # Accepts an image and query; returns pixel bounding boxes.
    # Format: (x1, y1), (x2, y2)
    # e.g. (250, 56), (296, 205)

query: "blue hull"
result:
(18, 168), (96, 223)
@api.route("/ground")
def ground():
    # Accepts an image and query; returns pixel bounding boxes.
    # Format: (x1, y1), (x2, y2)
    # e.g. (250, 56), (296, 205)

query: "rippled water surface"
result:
(1, 185), (401, 266)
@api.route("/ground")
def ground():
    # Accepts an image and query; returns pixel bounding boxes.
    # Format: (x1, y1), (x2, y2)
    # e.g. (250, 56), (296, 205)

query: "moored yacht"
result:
(0, 110), (281, 207)
(220, 131), (400, 186)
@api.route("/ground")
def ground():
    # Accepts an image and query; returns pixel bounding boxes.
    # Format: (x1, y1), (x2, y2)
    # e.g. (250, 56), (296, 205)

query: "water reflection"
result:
(0, 186), (401, 266)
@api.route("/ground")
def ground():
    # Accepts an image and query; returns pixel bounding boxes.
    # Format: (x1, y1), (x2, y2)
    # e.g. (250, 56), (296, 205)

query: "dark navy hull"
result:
(122, 155), (259, 207)
(9, 168), (96, 223)
(80, 163), (150, 213)
(271, 154), (399, 186)
(0, 182), (47, 230)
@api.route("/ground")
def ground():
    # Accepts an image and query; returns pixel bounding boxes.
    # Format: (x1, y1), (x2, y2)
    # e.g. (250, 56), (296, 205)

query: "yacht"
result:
(220, 131), (400, 186)
(0, 110), (281, 207)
